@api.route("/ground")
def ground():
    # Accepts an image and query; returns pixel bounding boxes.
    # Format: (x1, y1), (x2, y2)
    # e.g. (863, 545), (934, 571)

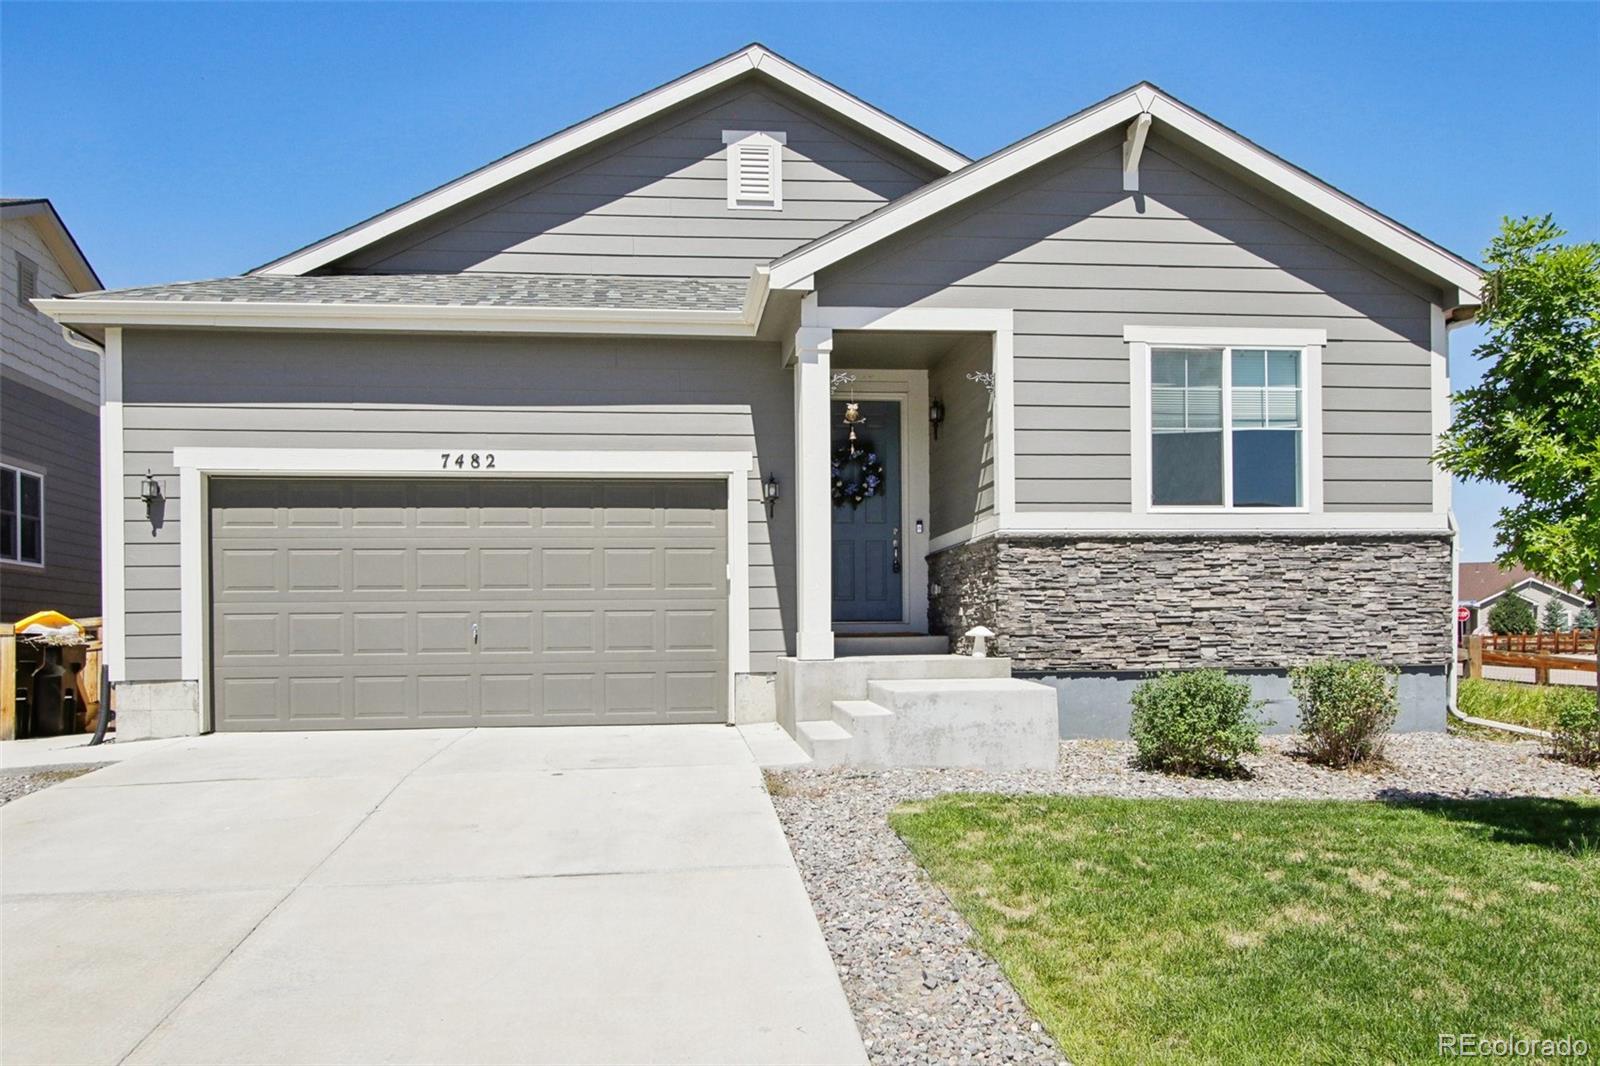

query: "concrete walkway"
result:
(1, 726), (865, 1065)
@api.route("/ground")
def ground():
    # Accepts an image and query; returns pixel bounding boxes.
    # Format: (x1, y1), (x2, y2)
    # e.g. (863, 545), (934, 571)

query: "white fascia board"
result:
(1146, 96), (1482, 301)
(253, 45), (966, 277)
(32, 298), (760, 338)
(769, 86), (1482, 305)
(769, 92), (1146, 289)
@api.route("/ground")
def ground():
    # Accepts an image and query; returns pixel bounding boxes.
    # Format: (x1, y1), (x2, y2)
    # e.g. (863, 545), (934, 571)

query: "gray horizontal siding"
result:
(339, 79), (942, 279)
(0, 376), (100, 619)
(927, 335), (995, 538)
(118, 329), (796, 682)
(817, 131), (1443, 513)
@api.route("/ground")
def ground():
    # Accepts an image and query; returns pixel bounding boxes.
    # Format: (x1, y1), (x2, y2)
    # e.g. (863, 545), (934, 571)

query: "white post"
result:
(794, 327), (834, 660)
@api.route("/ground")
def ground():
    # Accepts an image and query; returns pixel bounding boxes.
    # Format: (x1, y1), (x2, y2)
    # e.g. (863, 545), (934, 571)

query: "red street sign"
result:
(1457, 606), (1470, 622)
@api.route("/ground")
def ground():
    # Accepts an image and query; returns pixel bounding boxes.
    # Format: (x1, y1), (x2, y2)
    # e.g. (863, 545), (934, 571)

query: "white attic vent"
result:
(723, 130), (785, 211)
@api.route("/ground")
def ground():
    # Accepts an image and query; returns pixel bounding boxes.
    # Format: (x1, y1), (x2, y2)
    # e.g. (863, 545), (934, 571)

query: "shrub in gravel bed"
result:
(1289, 659), (1399, 768)
(1548, 687), (1600, 766)
(1128, 669), (1262, 776)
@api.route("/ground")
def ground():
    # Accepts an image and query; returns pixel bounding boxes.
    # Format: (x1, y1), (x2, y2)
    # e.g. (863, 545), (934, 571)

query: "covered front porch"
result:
(784, 306), (1015, 662)
(772, 306), (1057, 771)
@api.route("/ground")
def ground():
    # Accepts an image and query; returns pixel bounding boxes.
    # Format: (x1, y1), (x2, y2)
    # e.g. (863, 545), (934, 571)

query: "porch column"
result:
(793, 328), (834, 660)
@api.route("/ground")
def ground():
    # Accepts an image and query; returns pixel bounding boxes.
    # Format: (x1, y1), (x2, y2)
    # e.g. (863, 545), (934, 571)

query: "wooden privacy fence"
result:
(1465, 632), (1598, 686)
(0, 618), (104, 741)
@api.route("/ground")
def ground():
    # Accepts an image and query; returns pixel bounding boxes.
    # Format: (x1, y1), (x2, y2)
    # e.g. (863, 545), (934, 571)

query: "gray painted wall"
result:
(927, 335), (995, 538)
(2, 217), (100, 408)
(1036, 667), (1449, 738)
(337, 79), (941, 279)
(118, 329), (797, 681)
(0, 374), (100, 619)
(815, 130), (1443, 513)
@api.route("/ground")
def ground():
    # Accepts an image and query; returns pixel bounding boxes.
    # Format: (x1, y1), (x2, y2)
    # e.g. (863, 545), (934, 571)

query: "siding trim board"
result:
(171, 447), (754, 732)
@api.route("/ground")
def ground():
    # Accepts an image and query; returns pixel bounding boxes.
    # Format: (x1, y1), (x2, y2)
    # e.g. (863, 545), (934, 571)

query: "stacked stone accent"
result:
(929, 533), (1453, 670)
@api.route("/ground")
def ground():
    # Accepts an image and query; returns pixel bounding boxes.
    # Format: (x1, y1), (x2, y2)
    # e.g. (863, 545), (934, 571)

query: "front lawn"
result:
(891, 795), (1600, 1064)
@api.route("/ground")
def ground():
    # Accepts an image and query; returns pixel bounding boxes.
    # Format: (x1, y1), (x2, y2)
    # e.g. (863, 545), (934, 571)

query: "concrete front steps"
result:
(835, 634), (951, 656)
(780, 655), (1058, 771)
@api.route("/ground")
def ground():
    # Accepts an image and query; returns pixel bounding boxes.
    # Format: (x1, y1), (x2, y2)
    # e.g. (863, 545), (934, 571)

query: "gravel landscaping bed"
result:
(767, 733), (1598, 1066)
(0, 764), (105, 806)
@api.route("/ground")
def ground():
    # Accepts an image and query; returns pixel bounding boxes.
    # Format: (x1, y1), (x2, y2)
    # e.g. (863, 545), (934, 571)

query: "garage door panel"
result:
(210, 477), (728, 731)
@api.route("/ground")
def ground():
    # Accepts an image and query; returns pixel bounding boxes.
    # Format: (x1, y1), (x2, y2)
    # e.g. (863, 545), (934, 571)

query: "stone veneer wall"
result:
(929, 534), (1454, 670)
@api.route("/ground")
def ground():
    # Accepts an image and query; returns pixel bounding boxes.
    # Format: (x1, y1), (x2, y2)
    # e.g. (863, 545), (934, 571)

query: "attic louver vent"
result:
(723, 130), (785, 210)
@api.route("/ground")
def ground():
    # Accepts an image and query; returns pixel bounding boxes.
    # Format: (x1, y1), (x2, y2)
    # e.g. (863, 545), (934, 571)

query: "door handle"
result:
(471, 622), (479, 645)
(892, 527), (901, 574)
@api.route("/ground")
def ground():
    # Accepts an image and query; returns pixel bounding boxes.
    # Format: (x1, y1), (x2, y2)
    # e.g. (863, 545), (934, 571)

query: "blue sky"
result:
(4, 2), (1596, 561)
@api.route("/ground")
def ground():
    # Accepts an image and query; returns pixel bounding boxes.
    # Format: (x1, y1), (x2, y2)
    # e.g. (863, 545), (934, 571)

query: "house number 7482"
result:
(441, 452), (495, 470)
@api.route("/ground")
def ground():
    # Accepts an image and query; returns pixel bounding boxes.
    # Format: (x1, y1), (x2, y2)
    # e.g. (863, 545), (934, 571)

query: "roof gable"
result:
(253, 44), (968, 277)
(769, 83), (1482, 313)
(1, 198), (103, 292)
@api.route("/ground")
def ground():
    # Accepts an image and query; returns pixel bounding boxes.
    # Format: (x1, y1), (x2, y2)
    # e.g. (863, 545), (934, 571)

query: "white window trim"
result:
(723, 130), (785, 211)
(170, 448), (753, 731)
(1127, 326), (1324, 517)
(0, 460), (46, 568)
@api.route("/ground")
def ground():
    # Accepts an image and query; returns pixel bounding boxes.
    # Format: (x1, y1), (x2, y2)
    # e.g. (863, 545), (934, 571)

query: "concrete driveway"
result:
(1, 726), (866, 1065)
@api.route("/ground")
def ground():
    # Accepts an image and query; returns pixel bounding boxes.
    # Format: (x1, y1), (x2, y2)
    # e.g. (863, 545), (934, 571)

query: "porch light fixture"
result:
(928, 397), (945, 440)
(139, 470), (164, 513)
(762, 472), (781, 515)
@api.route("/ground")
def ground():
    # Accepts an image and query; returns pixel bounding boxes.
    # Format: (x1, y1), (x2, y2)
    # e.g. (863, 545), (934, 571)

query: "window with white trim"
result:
(1, 464), (44, 565)
(1150, 347), (1304, 508)
(723, 130), (784, 210)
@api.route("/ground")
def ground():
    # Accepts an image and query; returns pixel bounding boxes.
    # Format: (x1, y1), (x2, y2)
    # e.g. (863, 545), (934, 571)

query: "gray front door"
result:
(208, 477), (728, 731)
(831, 399), (903, 623)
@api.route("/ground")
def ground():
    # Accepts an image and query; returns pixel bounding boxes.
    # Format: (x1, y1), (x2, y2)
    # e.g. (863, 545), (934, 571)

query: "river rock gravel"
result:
(767, 733), (1598, 1066)
(0, 764), (105, 806)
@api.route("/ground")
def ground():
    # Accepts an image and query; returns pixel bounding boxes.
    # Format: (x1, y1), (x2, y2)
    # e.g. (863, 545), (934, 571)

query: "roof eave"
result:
(250, 44), (968, 278)
(1, 199), (104, 292)
(767, 83), (1483, 310)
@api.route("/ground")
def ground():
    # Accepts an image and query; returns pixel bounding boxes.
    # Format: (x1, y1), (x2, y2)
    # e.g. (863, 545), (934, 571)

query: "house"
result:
(35, 44), (1479, 754)
(2, 198), (103, 621)
(1458, 562), (1590, 634)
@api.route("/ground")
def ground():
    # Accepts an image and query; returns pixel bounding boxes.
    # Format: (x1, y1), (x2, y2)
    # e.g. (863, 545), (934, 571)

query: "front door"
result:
(831, 399), (903, 623)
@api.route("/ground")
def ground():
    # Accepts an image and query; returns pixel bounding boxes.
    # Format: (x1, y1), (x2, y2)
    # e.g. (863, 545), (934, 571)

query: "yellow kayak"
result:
(13, 610), (83, 633)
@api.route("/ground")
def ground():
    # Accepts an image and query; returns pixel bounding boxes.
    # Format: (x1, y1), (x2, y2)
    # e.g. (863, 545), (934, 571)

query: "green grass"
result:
(891, 794), (1600, 1065)
(1458, 677), (1576, 731)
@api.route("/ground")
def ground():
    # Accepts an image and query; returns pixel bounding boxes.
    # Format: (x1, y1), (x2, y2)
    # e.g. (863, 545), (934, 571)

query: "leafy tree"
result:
(1578, 606), (1598, 632)
(1487, 594), (1536, 636)
(1435, 216), (1600, 672)
(1541, 598), (1570, 633)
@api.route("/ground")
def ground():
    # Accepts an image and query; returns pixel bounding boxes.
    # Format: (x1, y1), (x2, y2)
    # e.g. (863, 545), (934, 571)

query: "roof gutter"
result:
(31, 295), (768, 339)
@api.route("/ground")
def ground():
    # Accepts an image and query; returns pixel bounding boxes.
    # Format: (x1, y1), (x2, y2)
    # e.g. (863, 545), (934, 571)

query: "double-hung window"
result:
(1149, 346), (1305, 508)
(0, 463), (44, 565)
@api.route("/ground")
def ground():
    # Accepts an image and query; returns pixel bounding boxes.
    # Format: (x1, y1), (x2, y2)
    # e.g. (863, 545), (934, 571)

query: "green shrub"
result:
(1547, 688), (1600, 767)
(1128, 669), (1263, 775)
(1288, 660), (1399, 767)
(1540, 599), (1570, 633)
(1488, 594), (1537, 635)
(1457, 678), (1564, 731)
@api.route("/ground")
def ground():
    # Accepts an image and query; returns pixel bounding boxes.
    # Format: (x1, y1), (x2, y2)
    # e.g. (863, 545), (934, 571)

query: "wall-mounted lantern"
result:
(762, 472), (781, 516)
(928, 397), (945, 440)
(139, 470), (164, 516)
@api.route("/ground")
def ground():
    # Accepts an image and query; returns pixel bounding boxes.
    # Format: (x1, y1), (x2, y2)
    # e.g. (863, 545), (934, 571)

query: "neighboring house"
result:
(37, 45), (1480, 748)
(1, 198), (102, 621)
(1458, 562), (1589, 634)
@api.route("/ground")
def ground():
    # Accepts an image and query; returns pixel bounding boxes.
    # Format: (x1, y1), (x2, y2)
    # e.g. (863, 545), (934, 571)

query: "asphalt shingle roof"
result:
(64, 273), (749, 312)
